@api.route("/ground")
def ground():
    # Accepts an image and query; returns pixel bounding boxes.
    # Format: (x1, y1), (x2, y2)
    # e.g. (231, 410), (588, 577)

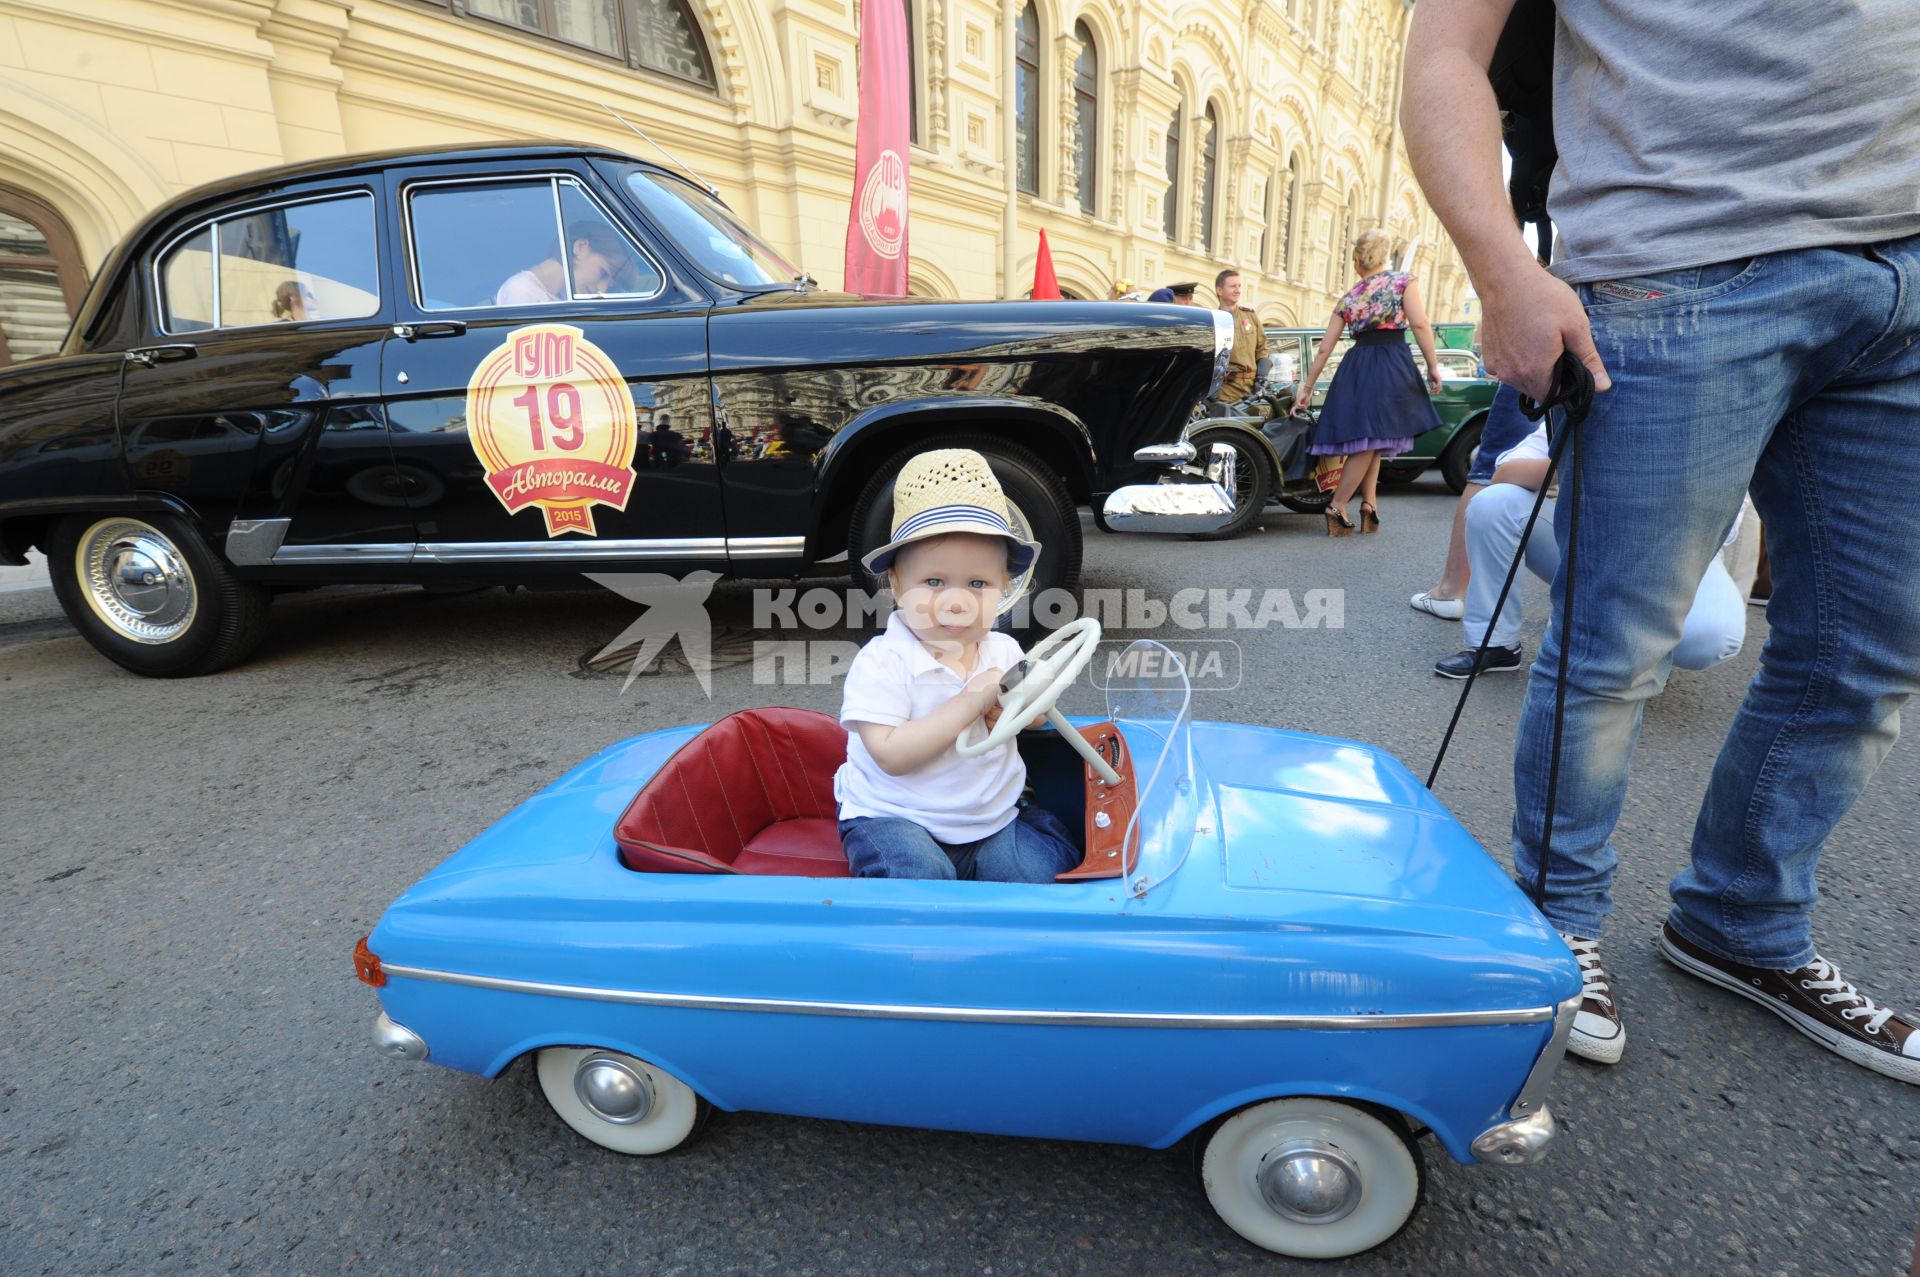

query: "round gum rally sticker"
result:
(465, 324), (638, 537)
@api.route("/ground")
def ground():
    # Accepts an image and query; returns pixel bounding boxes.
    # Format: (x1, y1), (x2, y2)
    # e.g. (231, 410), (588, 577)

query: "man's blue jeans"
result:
(1514, 236), (1920, 968)
(840, 805), (1081, 882)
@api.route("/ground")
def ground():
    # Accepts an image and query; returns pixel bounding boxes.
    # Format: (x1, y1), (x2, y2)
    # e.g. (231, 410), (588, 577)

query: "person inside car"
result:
(271, 280), (317, 322)
(835, 449), (1081, 882)
(495, 221), (634, 305)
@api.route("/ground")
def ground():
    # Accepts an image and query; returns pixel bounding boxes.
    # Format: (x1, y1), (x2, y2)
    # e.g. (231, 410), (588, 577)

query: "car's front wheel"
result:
(535, 1046), (705, 1155)
(47, 512), (271, 677)
(1200, 1097), (1424, 1259)
(1439, 415), (1486, 494)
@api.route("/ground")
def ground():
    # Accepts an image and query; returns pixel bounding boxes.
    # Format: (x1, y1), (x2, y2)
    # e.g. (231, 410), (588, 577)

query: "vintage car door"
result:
(119, 181), (410, 564)
(377, 161), (722, 570)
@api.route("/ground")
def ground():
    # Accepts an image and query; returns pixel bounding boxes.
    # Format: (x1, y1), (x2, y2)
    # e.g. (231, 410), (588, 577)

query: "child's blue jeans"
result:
(840, 806), (1081, 882)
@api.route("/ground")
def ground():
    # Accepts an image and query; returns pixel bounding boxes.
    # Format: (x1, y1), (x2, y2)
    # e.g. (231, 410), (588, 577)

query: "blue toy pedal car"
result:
(356, 632), (1581, 1259)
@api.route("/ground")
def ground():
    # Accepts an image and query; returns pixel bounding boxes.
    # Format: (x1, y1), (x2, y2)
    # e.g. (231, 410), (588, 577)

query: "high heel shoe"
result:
(1360, 502), (1381, 534)
(1326, 504), (1356, 538)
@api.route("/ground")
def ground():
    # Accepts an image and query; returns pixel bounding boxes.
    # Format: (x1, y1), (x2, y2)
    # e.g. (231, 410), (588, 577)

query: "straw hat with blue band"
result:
(860, 449), (1042, 577)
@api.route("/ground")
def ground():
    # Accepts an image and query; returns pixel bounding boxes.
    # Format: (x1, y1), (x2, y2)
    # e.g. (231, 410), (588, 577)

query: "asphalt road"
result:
(2, 478), (1915, 1277)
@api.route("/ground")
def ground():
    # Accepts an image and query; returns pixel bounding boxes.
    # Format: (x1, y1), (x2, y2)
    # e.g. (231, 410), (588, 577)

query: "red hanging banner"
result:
(843, 0), (910, 296)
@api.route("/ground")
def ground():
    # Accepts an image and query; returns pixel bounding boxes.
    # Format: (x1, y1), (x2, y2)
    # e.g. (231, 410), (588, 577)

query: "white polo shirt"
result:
(834, 612), (1028, 843)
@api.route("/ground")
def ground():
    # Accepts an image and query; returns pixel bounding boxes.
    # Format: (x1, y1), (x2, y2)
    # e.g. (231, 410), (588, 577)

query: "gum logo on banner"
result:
(466, 324), (637, 537)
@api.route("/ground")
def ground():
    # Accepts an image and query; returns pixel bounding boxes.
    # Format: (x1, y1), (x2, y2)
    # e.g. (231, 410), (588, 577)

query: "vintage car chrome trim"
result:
(1470, 1105), (1556, 1165)
(1510, 992), (1582, 1118)
(272, 542), (416, 564)
(379, 963), (1558, 1030)
(725, 536), (808, 560)
(371, 1012), (429, 1061)
(272, 541), (414, 560)
(1206, 308), (1234, 398)
(412, 538), (727, 563)
(1133, 442), (1196, 465)
(225, 518), (291, 566)
(1105, 441), (1237, 534)
(400, 173), (668, 312)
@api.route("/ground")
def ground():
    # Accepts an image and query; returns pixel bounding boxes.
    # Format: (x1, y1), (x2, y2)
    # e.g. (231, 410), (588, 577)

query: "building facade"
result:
(0, 0), (1467, 366)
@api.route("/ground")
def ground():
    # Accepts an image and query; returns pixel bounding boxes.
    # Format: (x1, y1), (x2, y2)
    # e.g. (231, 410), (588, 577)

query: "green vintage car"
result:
(1167, 325), (1495, 542)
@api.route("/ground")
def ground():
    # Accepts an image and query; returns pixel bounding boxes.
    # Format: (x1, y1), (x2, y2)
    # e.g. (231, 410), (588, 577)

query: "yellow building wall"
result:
(0, 0), (1471, 325)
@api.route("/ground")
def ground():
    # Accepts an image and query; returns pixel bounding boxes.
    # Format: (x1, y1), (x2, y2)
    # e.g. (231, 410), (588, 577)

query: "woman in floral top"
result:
(1291, 229), (1445, 536)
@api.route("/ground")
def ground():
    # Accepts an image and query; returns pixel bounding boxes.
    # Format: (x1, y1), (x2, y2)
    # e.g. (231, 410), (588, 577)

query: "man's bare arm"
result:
(1401, 0), (1611, 400)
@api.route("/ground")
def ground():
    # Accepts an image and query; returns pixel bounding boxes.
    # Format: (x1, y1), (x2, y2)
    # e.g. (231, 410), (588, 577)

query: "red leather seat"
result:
(615, 707), (851, 876)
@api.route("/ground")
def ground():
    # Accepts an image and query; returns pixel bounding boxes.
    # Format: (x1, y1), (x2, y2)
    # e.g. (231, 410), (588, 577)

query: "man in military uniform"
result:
(1208, 269), (1269, 413)
(1147, 281), (1200, 305)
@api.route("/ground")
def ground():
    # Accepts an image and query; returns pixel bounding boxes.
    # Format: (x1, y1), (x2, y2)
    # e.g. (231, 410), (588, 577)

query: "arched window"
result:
(1260, 169), (1278, 273)
(1162, 95), (1182, 241)
(460, 0), (716, 88)
(1282, 157), (1301, 277)
(906, 0), (920, 146)
(0, 188), (86, 367)
(1015, 3), (1040, 196)
(1347, 185), (1363, 268)
(1199, 102), (1219, 254)
(1072, 22), (1098, 215)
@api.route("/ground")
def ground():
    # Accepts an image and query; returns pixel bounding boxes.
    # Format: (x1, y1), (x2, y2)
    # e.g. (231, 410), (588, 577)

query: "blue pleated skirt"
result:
(1308, 328), (1442, 457)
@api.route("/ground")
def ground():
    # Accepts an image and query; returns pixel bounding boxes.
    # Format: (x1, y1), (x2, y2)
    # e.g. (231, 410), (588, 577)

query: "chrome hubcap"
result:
(1257, 1139), (1363, 1224)
(574, 1055), (654, 1124)
(1004, 497), (1036, 602)
(77, 518), (197, 644)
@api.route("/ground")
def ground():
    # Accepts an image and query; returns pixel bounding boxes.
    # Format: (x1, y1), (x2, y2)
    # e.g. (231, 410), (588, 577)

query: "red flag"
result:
(1031, 229), (1062, 300)
(843, 0), (910, 295)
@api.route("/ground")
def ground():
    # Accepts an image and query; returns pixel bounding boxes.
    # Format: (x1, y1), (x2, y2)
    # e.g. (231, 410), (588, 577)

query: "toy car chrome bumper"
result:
(1101, 442), (1237, 534)
(1470, 1105), (1556, 1164)
(372, 1011), (429, 1062)
(1471, 991), (1582, 1165)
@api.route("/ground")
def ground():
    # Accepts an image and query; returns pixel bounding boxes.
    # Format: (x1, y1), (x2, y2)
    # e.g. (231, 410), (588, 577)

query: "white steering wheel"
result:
(955, 617), (1122, 785)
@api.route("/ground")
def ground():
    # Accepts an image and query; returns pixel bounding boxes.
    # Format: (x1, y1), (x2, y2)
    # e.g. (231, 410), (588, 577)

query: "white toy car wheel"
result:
(535, 1047), (702, 1155)
(1200, 1097), (1423, 1259)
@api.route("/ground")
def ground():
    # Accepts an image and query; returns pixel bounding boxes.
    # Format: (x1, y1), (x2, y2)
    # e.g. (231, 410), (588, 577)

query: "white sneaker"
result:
(1410, 590), (1464, 620)
(1559, 932), (1626, 1064)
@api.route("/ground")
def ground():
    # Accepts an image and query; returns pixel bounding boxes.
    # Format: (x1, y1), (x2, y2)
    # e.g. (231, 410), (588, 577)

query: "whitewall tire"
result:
(535, 1047), (702, 1156)
(1200, 1097), (1422, 1259)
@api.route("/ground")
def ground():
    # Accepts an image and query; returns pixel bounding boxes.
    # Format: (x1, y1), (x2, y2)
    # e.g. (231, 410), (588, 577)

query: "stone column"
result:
(926, 0), (950, 150)
(1056, 30), (1083, 208)
(1186, 107), (1213, 253)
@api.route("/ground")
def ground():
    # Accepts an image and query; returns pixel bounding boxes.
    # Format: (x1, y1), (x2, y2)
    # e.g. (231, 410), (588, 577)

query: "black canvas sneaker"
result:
(1434, 644), (1524, 680)
(1660, 921), (1919, 1085)
(1559, 932), (1626, 1064)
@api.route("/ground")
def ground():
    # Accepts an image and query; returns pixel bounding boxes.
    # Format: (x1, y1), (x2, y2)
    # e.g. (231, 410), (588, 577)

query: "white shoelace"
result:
(1560, 933), (1613, 1009)
(1800, 955), (1894, 1035)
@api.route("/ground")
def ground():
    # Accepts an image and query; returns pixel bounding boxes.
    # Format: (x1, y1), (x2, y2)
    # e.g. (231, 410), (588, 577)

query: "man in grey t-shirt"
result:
(1404, 1), (1920, 1086)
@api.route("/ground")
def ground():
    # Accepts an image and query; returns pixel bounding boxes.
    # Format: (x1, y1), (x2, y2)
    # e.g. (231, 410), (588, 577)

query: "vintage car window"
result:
(556, 181), (663, 298)
(620, 167), (798, 289)
(157, 226), (215, 332)
(215, 195), (379, 328)
(410, 177), (662, 310)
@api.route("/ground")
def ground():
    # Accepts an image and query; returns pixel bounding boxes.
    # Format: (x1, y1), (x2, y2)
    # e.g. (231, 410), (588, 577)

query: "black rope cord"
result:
(1426, 352), (1595, 908)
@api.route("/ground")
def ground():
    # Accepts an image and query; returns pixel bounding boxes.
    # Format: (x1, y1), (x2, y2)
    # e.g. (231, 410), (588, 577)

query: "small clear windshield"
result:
(620, 167), (800, 290)
(1103, 639), (1196, 900)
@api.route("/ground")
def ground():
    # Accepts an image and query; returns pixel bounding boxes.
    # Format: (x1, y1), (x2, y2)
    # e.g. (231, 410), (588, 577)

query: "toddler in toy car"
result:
(835, 449), (1082, 881)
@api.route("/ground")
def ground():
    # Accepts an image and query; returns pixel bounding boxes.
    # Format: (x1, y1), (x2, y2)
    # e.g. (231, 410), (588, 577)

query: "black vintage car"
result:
(0, 143), (1232, 676)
